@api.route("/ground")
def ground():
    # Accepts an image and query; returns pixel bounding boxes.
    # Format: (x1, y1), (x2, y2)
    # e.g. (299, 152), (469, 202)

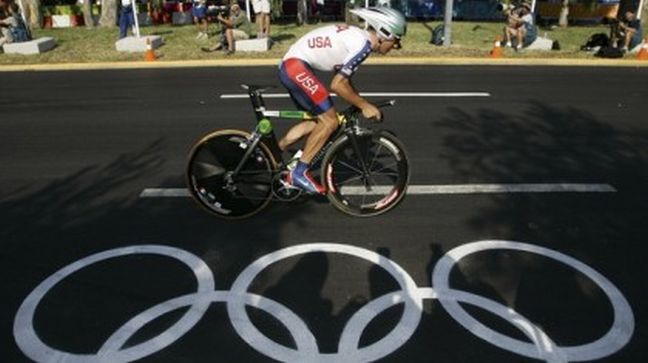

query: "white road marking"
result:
(220, 92), (491, 99)
(139, 184), (616, 198)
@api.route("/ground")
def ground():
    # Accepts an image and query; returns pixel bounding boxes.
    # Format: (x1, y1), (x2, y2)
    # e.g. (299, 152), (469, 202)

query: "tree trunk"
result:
(83, 0), (94, 28)
(558, 0), (569, 27)
(99, 0), (118, 27)
(641, 1), (647, 31)
(20, 0), (42, 29)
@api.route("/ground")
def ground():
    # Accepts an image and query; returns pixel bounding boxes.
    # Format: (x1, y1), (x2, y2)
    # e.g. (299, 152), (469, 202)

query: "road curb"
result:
(1, 57), (647, 72)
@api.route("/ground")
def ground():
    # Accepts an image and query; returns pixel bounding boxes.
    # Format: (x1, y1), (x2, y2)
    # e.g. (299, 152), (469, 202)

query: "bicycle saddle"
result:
(241, 84), (277, 94)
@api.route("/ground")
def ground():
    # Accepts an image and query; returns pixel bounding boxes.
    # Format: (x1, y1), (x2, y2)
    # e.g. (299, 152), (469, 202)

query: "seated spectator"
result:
(613, 9), (643, 52)
(201, 4), (253, 54)
(0, 0), (30, 48)
(503, 1), (537, 51)
(192, 0), (208, 40)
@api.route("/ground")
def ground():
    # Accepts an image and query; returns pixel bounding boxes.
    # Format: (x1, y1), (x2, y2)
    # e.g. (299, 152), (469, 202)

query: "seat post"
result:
(248, 90), (267, 121)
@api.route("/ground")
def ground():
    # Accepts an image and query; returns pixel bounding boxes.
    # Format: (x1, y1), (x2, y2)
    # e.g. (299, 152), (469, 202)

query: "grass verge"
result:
(0, 20), (632, 65)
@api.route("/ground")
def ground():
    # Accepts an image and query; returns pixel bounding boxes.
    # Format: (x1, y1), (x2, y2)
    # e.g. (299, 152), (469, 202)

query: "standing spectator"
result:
(252, 0), (271, 38)
(0, 0), (29, 48)
(503, 1), (537, 50)
(119, 0), (135, 39)
(201, 4), (252, 54)
(192, 0), (208, 39)
(615, 9), (643, 52)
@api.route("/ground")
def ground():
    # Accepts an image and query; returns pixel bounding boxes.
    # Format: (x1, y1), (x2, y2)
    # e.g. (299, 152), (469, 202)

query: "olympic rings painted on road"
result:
(433, 241), (635, 362)
(13, 241), (635, 363)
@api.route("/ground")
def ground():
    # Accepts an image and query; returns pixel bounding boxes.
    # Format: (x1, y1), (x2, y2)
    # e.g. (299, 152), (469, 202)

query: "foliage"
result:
(42, 5), (83, 15)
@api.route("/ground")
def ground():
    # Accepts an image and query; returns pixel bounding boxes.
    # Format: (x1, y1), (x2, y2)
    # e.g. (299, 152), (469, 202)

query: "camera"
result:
(496, 2), (516, 12)
(207, 4), (230, 17)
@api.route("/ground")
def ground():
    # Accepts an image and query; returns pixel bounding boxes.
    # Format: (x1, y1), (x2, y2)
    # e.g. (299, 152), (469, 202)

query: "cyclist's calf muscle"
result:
(279, 120), (316, 151)
(301, 109), (339, 163)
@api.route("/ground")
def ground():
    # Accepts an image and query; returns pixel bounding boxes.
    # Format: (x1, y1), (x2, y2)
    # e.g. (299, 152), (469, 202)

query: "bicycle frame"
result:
(228, 85), (394, 184)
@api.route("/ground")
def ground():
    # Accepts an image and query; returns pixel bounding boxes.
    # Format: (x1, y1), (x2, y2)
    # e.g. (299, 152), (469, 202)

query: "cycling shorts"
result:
(192, 5), (207, 19)
(279, 58), (333, 116)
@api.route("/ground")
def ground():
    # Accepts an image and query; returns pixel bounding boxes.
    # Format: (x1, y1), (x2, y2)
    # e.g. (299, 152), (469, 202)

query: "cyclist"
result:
(277, 6), (407, 194)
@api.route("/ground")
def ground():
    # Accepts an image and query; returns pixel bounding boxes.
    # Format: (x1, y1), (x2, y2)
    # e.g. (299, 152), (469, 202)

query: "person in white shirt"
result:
(118, 0), (134, 39)
(504, 2), (537, 50)
(192, 0), (208, 39)
(277, 7), (407, 194)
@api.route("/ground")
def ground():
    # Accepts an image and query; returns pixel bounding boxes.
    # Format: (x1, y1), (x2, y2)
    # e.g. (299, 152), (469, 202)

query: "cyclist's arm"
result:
(330, 74), (381, 120)
(331, 36), (380, 120)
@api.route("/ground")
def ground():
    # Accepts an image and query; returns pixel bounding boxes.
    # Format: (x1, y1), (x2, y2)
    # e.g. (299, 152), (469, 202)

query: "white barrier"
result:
(2, 37), (56, 55)
(115, 35), (164, 52)
(236, 38), (271, 52)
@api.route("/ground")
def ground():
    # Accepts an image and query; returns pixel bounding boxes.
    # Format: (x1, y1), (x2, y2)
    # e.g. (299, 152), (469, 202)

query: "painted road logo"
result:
(13, 241), (634, 362)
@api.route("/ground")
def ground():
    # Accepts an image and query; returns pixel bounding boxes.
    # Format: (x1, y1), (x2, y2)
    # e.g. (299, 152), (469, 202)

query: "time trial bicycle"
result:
(186, 84), (410, 219)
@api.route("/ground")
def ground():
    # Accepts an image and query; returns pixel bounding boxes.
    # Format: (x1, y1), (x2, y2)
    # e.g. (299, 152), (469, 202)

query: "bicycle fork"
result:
(347, 130), (374, 191)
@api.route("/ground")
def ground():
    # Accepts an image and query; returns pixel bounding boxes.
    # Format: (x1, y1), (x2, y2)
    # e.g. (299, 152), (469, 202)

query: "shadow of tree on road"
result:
(0, 138), (308, 362)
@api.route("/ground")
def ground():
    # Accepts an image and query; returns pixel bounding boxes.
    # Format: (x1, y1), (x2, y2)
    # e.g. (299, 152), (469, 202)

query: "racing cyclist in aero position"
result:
(277, 7), (407, 194)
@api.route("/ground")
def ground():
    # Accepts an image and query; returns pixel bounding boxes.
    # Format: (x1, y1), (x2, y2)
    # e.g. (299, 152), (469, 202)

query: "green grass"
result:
(0, 20), (616, 65)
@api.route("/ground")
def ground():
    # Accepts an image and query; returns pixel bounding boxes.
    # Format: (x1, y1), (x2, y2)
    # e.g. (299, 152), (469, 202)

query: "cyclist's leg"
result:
(300, 109), (337, 163)
(278, 58), (333, 194)
(278, 120), (316, 151)
(288, 109), (336, 194)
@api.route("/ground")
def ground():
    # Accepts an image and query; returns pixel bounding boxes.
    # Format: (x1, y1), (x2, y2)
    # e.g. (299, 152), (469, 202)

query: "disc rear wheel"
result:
(186, 130), (276, 219)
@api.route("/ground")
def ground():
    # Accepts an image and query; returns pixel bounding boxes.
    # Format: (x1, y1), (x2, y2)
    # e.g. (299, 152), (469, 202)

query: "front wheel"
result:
(321, 131), (410, 217)
(186, 129), (277, 219)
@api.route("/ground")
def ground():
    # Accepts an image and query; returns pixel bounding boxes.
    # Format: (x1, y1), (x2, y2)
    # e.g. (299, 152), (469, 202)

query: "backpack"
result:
(430, 24), (444, 46)
(595, 46), (624, 58)
(581, 32), (610, 51)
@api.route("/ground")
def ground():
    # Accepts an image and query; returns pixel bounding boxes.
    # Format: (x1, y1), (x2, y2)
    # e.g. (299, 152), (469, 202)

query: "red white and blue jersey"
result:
(279, 25), (372, 115)
(282, 24), (373, 78)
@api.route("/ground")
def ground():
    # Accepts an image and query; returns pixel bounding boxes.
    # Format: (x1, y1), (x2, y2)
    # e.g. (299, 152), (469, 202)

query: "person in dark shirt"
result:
(201, 4), (252, 54)
(616, 9), (643, 52)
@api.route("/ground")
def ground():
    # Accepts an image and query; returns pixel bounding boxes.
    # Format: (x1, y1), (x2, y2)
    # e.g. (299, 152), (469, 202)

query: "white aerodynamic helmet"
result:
(350, 6), (407, 40)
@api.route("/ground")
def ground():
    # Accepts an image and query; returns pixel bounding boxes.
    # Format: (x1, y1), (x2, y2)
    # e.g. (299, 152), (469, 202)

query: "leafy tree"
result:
(82, 0), (93, 27)
(557, 0), (613, 27)
(20, 0), (42, 29)
(99, 0), (117, 27)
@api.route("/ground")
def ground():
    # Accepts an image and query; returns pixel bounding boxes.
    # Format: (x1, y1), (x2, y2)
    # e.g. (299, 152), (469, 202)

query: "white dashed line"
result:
(139, 184), (616, 198)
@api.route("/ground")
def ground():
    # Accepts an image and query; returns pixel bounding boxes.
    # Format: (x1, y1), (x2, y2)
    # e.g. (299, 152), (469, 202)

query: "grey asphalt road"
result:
(1, 65), (647, 362)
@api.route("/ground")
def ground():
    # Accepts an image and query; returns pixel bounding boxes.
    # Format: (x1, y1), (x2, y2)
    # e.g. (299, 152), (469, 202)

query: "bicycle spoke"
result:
(367, 144), (385, 172)
(335, 174), (365, 186)
(370, 161), (399, 174)
(335, 159), (363, 174)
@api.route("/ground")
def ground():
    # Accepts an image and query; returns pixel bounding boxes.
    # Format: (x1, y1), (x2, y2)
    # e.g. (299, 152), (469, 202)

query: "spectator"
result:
(119, 0), (135, 39)
(192, 0), (208, 40)
(252, 0), (270, 38)
(503, 1), (537, 50)
(201, 4), (252, 54)
(614, 9), (643, 52)
(0, 0), (30, 48)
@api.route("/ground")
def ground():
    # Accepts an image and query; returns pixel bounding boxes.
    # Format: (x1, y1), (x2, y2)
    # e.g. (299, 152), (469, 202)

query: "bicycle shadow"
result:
(0, 137), (311, 362)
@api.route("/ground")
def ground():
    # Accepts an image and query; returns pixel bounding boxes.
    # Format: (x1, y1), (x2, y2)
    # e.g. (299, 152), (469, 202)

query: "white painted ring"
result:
(227, 243), (423, 362)
(13, 245), (215, 363)
(432, 240), (635, 362)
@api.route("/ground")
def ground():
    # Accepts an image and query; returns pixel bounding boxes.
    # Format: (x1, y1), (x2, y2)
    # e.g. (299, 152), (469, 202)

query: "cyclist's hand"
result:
(361, 103), (382, 122)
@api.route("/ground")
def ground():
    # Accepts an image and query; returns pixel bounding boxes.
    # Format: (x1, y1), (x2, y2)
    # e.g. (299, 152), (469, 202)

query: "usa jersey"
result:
(282, 25), (372, 78)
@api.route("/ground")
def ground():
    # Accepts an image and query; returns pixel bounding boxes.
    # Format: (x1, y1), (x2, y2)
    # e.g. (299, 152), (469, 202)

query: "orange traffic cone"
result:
(144, 38), (156, 62)
(637, 38), (648, 61)
(489, 35), (504, 58)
